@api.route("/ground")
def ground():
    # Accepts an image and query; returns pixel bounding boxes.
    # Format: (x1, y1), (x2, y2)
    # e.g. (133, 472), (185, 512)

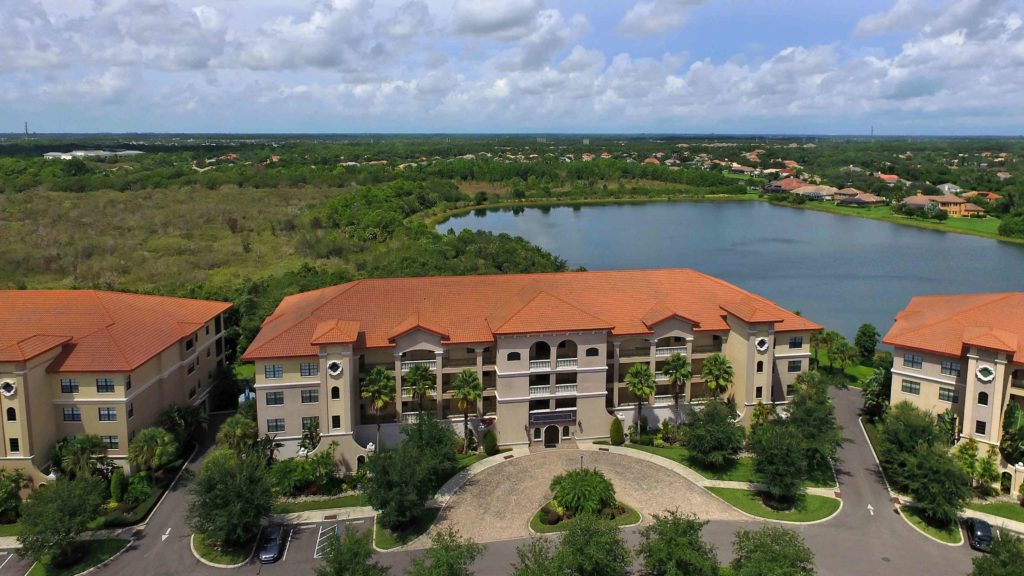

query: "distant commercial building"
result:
(42, 150), (144, 160)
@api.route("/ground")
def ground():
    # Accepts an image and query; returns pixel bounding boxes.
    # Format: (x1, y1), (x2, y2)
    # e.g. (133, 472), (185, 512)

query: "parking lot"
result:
(247, 516), (375, 575)
(0, 550), (35, 575)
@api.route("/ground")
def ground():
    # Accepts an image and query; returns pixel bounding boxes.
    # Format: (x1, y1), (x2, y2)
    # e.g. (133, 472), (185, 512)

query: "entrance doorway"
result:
(543, 425), (560, 447)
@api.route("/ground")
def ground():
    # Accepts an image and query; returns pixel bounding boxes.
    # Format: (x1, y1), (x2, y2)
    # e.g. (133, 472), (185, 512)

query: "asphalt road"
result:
(98, 389), (981, 576)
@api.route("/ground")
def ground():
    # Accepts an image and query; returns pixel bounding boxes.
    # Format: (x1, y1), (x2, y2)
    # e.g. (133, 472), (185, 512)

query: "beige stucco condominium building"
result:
(242, 269), (820, 472)
(0, 290), (231, 484)
(883, 292), (1024, 493)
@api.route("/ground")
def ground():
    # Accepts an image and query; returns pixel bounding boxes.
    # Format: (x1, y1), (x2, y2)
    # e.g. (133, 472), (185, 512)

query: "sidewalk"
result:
(429, 446), (530, 509)
(0, 526), (134, 550)
(270, 506), (376, 525)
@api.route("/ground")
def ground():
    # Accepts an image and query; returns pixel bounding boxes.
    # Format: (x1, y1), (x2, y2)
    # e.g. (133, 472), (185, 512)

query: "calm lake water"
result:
(444, 201), (1024, 339)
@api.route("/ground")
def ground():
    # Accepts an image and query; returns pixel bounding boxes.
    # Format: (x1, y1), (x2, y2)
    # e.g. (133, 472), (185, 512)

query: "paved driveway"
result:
(434, 449), (744, 542)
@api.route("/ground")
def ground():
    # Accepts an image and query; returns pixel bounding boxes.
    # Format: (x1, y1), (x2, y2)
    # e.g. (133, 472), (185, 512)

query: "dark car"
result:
(258, 526), (286, 564)
(964, 517), (993, 552)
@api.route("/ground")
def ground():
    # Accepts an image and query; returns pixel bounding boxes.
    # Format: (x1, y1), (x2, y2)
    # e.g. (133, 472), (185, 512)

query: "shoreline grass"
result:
(901, 507), (963, 544)
(27, 539), (130, 576)
(375, 508), (441, 550)
(271, 493), (369, 514)
(529, 501), (641, 534)
(707, 487), (841, 522)
(192, 533), (255, 565)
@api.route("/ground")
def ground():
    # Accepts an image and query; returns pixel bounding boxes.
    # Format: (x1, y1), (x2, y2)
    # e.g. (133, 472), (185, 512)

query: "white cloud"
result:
(452, 0), (542, 40)
(618, 0), (706, 37)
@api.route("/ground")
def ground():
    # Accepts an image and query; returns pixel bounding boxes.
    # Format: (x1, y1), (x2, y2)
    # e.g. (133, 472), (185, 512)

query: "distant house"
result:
(642, 157), (661, 165)
(779, 168), (796, 178)
(834, 187), (862, 201)
(783, 160), (801, 168)
(877, 173), (900, 185)
(790, 185), (838, 201)
(729, 164), (756, 174)
(996, 171), (1012, 180)
(962, 203), (986, 217)
(936, 183), (962, 195)
(838, 192), (886, 206)
(962, 191), (1003, 201)
(902, 193), (967, 216)
(600, 152), (612, 159)
(764, 178), (806, 193)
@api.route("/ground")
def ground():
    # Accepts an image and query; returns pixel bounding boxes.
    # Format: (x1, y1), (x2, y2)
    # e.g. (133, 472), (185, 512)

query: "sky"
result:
(1, 0), (1023, 135)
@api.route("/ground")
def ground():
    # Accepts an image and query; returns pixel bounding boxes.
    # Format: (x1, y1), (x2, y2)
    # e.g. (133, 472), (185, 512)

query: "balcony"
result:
(555, 358), (578, 369)
(402, 411), (421, 423)
(529, 385), (550, 397)
(1012, 379), (1024, 390)
(619, 346), (650, 358)
(655, 346), (686, 357)
(529, 409), (577, 425)
(555, 383), (577, 394)
(529, 359), (551, 371)
(401, 359), (436, 371)
(691, 344), (722, 354)
(530, 383), (578, 396)
(652, 395), (675, 406)
(401, 387), (415, 398)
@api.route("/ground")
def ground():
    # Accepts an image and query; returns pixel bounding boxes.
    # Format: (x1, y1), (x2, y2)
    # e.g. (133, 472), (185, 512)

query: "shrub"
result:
(125, 473), (153, 507)
(482, 431), (498, 456)
(609, 417), (625, 446)
(110, 469), (126, 504)
(750, 420), (805, 508)
(682, 401), (745, 470)
(550, 469), (616, 517)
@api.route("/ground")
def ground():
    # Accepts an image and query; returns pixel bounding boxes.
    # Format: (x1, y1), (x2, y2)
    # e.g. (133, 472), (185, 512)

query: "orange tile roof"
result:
(882, 293), (1024, 363)
(0, 291), (230, 372)
(242, 269), (821, 360)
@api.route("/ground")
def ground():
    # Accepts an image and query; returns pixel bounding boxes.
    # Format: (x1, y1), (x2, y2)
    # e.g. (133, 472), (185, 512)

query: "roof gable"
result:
(492, 291), (613, 335)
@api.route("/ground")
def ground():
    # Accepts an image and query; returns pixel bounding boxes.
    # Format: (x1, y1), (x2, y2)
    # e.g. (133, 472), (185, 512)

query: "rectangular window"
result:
(331, 415), (341, 429)
(185, 337), (194, 351)
(755, 386), (763, 399)
(301, 389), (319, 404)
(975, 420), (987, 435)
(187, 361), (196, 375)
(99, 407), (117, 422)
(264, 364), (284, 379)
(786, 384), (795, 396)
(124, 375), (132, 390)
(300, 362), (319, 377)
(216, 337), (224, 357)
(940, 360), (961, 377)
(215, 315), (222, 334)
(188, 386), (197, 399)
(901, 380), (921, 395)
(8, 438), (19, 453)
(96, 378), (115, 393)
(128, 403), (134, 419)
(205, 325), (210, 335)
(787, 360), (802, 373)
(267, 418), (285, 433)
(938, 387), (959, 403)
(788, 336), (803, 349)
(60, 379), (79, 393)
(301, 416), (319, 429)
(63, 407), (82, 422)
(265, 391), (284, 406)
(101, 435), (119, 449)
(903, 352), (923, 369)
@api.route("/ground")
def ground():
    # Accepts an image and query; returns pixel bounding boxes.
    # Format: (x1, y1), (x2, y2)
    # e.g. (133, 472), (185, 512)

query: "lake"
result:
(444, 201), (1024, 340)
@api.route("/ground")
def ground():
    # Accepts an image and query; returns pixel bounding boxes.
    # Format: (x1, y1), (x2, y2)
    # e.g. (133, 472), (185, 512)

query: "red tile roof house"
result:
(878, 173), (900, 185)
(902, 193), (968, 216)
(883, 293), (1024, 494)
(241, 269), (820, 470)
(764, 178), (806, 193)
(962, 191), (1003, 202)
(0, 291), (230, 482)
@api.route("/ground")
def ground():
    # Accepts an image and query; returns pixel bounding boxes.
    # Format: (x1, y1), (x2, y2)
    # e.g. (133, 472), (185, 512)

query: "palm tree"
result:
(159, 404), (209, 448)
(361, 366), (396, 452)
(810, 331), (824, 369)
(452, 369), (484, 451)
(59, 435), (109, 479)
(128, 427), (178, 478)
(216, 414), (258, 454)
(661, 352), (691, 423)
(624, 363), (656, 434)
(256, 434), (284, 464)
(298, 417), (321, 455)
(701, 353), (734, 398)
(404, 363), (434, 413)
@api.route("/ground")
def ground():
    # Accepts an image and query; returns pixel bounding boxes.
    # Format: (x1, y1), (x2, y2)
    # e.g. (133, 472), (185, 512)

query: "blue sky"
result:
(1, 0), (1022, 134)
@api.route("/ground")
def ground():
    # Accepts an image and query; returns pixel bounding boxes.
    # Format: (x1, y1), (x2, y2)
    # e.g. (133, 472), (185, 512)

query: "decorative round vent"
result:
(327, 361), (343, 377)
(976, 365), (995, 383)
(754, 337), (770, 353)
(0, 382), (15, 397)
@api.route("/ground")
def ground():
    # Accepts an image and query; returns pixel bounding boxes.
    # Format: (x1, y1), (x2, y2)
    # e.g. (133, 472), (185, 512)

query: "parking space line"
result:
(281, 527), (294, 562)
(0, 553), (10, 571)
(313, 524), (338, 559)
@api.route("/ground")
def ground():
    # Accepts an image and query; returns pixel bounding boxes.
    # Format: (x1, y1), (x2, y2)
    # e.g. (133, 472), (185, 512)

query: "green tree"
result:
(17, 477), (106, 566)
(609, 417), (625, 446)
(952, 438), (979, 487)
(159, 404), (208, 449)
(700, 353), (734, 397)
(880, 401), (940, 492)
(452, 369), (484, 451)
(731, 527), (815, 576)
(549, 468), (616, 516)
(682, 401), (745, 470)
(787, 372), (846, 479)
(314, 529), (389, 576)
(128, 427), (178, 477)
(216, 414), (259, 454)
(625, 363), (656, 431)
(750, 420), (806, 508)
(406, 526), (483, 576)
(401, 412), (459, 492)
(999, 401), (1024, 464)
(971, 533), (1024, 576)
(404, 363), (435, 413)
(186, 448), (273, 546)
(936, 409), (959, 447)
(635, 511), (719, 576)
(817, 330), (844, 371)
(0, 470), (28, 520)
(854, 323), (880, 363)
(553, 513), (630, 576)
(510, 538), (558, 576)
(361, 366), (396, 452)
(976, 445), (1001, 496)
(56, 435), (110, 480)
(661, 352), (691, 423)
(860, 367), (889, 421)
(299, 417), (322, 454)
(907, 444), (970, 527)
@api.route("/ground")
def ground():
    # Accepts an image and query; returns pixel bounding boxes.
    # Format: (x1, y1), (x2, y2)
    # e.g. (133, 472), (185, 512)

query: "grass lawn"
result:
(0, 521), (21, 537)
(902, 507), (962, 544)
(530, 502), (641, 534)
(375, 508), (441, 550)
(192, 533), (255, 565)
(27, 539), (130, 576)
(456, 452), (490, 471)
(623, 444), (835, 488)
(707, 488), (841, 522)
(814, 351), (874, 388)
(966, 501), (1024, 523)
(272, 493), (369, 514)
(233, 363), (255, 383)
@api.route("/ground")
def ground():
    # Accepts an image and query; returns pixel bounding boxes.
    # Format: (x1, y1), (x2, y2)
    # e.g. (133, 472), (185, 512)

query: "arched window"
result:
(533, 428), (541, 441)
(507, 352), (521, 362)
(562, 425), (570, 438)
(978, 392), (989, 406)
(756, 360), (764, 373)
(585, 347), (600, 357)
(331, 386), (340, 400)
(5, 408), (13, 422)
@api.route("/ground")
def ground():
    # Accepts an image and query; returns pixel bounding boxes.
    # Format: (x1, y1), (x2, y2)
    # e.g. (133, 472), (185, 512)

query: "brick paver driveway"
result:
(433, 449), (744, 542)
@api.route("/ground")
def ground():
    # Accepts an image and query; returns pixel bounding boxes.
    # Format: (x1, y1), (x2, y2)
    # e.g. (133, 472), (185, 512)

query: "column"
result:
(435, 351), (444, 418)
(393, 353), (403, 420)
(648, 339), (658, 404)
(475, 348), (484, 416)
(612, 341), (621, 408)
(684, 338), (693, 404)
(963, 351), (979, 438)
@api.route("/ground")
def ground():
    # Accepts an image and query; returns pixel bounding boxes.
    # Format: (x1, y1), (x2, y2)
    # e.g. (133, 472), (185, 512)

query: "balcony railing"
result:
(529, 385), (550, 397)
(655, 346), (686, 357)
(691, 344), (722, 354)
(528, 409), (577, 425)
(653, 395), (675, 406)
(401, 359), (436, 371)
(443, 356), (477, 368)
(556, 358), (578, 369)
(619, 347), (650, 358)
(401, 387), (415, 398)
(529, 359), (551, 370)
(402, 411), (420, 423)
(555, 383), (577, 394)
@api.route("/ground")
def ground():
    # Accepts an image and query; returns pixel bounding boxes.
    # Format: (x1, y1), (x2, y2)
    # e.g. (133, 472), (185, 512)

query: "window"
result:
(901, 380), (921, 395)
(755, 386), (763, 399)
(128, 403), (134, 419)
(60, 379), (79, 393)
(186, 361), (196, 375)
(301, 389), (319, 404)
(8, 438), (19, 453)
(205, 325), (210, 335)
(585, 347), (600, 357)
(300, 362), (319, 377)
(264, 364), (284, 379)
(216, 337), (224, 357)
(265, 391), (284, 406)
(267, 419), (285, 433)
(188, 386), (196, 399)
(215, 315), (222, 333)
(331, 415), (341, 429)
(975, 420), (987, 435)
(903, 352), (923, 369)
(978, 392), (989, 406)
(331, 386), (341, 400)
(941, 360), (961, 377)
(302, 416), (319, 429)
(756, 360), (764, 373)
(124, 375), (131, 390)
(938, 387), (959, 403)
(786, 384), (795, 396)
(100, 435), (119, 449)
(562, 425), (570, 438)
(206, 348), (210, 358)
(533, 428), (541, 441)
(96, 378), (115, 393)
(507, 352), (521, 362)
(4, 408), (13, 422)
(99, 407), (117, 422)
(185, 337), (194, 351)
(63, 407), (82, 422)
(787, 360), (802, 373)
(788, 336), (803, 349)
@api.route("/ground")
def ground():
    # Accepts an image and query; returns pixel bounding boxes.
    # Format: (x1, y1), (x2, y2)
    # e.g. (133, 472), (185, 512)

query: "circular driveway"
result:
(433, 449), (745, 542)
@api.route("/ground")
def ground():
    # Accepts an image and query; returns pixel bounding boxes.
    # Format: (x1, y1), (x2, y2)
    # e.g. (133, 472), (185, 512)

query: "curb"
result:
(527, 503), (643, 535)
(189, 532), (258, 568)
(895, 506), (963, 547)
(703, 487), (844, 526)
(139, 443), (200, 530)
(73, 538), (135, 576)
(857, 416), (898, 500)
